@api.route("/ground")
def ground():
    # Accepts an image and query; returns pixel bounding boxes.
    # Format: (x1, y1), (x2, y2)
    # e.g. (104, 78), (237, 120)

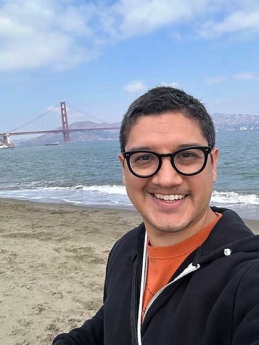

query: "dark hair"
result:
(119, 86), (215, 152)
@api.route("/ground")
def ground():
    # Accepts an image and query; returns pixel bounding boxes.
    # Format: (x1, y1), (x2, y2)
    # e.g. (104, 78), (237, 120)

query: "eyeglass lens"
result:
(128, 148), (207, 177)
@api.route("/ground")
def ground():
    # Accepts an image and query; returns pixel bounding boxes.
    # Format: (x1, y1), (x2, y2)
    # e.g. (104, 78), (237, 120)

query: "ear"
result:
(211, 148), (219, 183)
(118, 154), (126, 185)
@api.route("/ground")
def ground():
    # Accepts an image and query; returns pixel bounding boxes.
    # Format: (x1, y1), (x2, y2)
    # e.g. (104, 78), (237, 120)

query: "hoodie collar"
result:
(193, 207), (258, 265)
(135, 207), (258, 266)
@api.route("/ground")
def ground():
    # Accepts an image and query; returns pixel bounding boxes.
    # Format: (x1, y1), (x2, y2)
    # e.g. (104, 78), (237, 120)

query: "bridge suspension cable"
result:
(9, 103), (60, 132)
(66, 102), (111, 125)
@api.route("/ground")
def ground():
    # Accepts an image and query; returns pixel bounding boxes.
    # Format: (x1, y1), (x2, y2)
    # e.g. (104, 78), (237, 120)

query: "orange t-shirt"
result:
(142, 213), (222, 317)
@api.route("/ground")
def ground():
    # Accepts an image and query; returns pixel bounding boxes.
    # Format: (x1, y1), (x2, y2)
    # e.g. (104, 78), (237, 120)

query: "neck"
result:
(146, 209), (217, 247)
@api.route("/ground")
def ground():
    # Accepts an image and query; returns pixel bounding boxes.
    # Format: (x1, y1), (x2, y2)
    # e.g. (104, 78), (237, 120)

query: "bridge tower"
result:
(60, 101), (70, 143)
(3, 133), (11, 145)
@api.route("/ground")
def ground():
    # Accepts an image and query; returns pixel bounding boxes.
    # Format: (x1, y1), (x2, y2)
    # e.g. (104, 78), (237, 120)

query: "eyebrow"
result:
(127, 143), (206, 152)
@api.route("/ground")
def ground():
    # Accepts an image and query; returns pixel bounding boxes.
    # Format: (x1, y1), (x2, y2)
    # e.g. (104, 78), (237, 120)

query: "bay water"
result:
(0, 129), (258, 220)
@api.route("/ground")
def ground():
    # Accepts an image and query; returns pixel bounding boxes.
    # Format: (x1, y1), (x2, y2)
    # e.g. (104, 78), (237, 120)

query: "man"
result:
(53, 87), (259, 344)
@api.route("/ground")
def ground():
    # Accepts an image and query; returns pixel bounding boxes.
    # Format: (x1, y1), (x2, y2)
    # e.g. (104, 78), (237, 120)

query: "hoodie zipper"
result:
(137, 232), (200, 345)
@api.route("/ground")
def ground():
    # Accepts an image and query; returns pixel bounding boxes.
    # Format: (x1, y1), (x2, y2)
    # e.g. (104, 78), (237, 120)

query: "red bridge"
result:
(0, 102), (120, 146)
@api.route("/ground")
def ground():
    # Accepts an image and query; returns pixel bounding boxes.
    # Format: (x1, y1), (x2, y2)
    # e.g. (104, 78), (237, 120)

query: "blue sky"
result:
(0, 0), (259, 133)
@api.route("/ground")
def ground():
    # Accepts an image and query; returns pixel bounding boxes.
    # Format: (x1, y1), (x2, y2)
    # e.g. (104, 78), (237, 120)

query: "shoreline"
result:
(1, 195), (259, 221)
(0, 188), (259, 220)
(1, 197), (259, 231)
(0, 198), (258, 344)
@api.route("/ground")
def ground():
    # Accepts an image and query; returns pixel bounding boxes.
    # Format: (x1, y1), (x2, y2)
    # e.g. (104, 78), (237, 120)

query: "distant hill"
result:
(212, 113), (259, 131)
(15, 121), (121, 146)
(14, 113), (259, 146)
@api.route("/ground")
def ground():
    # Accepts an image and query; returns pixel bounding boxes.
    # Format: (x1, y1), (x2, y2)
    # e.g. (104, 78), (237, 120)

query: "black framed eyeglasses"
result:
(123, 146), (212, 178)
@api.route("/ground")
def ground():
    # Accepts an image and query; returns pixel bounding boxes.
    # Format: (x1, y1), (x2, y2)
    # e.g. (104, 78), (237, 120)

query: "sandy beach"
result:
(0, 198), (258, 345)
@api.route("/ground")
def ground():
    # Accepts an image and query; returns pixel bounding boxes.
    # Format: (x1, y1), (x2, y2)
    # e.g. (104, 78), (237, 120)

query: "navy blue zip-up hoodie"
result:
(53, 207), (259, 344)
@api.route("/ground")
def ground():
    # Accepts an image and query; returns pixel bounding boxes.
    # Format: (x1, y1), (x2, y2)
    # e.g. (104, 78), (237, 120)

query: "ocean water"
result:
(0, 129), (258, 220)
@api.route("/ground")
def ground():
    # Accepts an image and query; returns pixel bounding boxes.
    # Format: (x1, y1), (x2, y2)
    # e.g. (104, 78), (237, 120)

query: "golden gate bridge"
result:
(0, 102), (120, 147)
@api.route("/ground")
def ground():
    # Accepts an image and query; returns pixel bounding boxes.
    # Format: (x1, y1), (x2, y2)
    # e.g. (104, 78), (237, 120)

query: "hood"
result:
(193, 206), (259, 265)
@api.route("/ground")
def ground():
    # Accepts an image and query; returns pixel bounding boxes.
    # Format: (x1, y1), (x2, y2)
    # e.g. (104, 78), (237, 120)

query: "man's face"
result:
(119, 112), (218, 244)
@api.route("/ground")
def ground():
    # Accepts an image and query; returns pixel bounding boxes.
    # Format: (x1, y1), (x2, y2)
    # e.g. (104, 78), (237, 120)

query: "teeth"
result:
(154, 194), (186, 201)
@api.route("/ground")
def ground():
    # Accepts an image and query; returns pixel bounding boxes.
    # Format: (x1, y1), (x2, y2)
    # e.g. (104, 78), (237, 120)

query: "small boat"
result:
(44, 142), (59, 146)
(0, 144), (14, 149)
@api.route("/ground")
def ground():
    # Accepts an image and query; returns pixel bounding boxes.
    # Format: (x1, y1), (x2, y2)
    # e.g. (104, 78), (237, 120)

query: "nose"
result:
(152, 157), (183, 186)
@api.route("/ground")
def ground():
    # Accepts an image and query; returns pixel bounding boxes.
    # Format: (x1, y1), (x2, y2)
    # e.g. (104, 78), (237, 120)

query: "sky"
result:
(0, 0), (259, 133)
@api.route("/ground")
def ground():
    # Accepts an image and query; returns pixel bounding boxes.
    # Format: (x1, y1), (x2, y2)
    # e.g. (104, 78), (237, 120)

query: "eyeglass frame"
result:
(122, 146), (212, 178)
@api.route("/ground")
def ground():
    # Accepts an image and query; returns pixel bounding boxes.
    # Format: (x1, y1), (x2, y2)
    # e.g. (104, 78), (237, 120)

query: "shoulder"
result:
(103, 223), (145, 295)
(107, 222), (145, 266)
(235, 260), (259, 296)
(232, 260), (259, 338)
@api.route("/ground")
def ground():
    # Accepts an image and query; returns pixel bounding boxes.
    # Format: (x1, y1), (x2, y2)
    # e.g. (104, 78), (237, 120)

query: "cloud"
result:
(0, 0), (212, 72)
(112, 0), (209, 37)
(170, 32), (183, 41)
(200, 6), (259, 38)
(233, 71), (259, 82)
(1, 0), (259, 72)
(160, 82), (180, 88)
(124, 81), (181, 93)
(124, 80), (147, 93)
(0, 0), (99, 72)
(205, 76), (227, 85)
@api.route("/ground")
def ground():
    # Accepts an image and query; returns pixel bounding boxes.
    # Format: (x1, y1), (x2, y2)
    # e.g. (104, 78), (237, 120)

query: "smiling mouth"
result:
(154, 194), (187, 202)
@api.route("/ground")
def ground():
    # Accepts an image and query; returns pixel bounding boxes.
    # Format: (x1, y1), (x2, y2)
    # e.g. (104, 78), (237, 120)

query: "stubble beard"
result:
(142, 209), (194, 235)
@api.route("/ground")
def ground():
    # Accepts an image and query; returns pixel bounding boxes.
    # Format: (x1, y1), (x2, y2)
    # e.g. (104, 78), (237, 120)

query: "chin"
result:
(157, 226), (186, 234)
(149, 220), (188, 234)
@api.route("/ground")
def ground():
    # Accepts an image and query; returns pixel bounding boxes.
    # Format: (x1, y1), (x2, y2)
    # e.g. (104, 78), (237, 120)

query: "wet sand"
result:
(0, 198), (258, 345)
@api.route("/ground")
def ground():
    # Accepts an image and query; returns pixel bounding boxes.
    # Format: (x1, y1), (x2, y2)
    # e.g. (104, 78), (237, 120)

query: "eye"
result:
(180, 151), (199, 158)
(137, 154), (153, 161)
(175, 149), (204, 163)
(131, 152), (157, 164)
